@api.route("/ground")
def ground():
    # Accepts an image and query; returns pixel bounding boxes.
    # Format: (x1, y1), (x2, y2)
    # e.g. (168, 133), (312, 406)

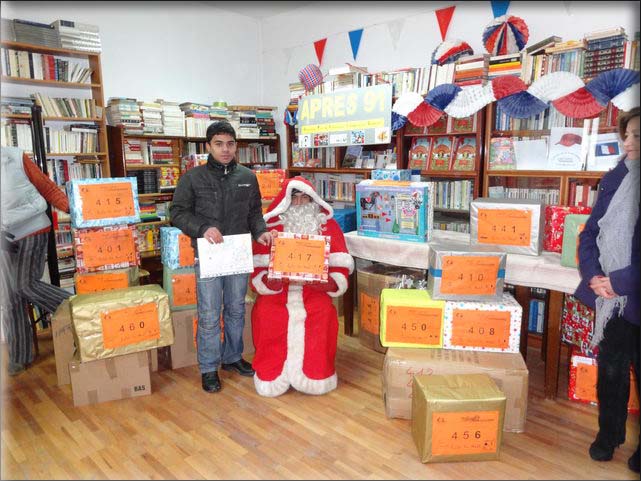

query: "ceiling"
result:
(196, 1), (317, 20)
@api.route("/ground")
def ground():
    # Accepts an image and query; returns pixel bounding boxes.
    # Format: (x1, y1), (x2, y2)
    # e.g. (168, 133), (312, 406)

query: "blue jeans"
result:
(194, 263), (249, 374)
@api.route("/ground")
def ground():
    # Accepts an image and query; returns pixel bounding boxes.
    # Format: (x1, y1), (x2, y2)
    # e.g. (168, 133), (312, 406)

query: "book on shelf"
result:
(584, 26), (626, 41)
(451, 136), (476, 171)
(407, 136), (431, 170)
(488, 137), (516, 170)
(525, 35), (563, 55)
(448, 114), (477, 134)
(428, 136), (453, 171)
(342, 145), (363, 168)
(547, 127), (586, 171)
(427, 115), (448, 135)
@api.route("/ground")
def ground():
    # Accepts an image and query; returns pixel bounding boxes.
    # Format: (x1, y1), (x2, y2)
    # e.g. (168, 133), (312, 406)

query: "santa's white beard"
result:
(281, 202), (325, 234)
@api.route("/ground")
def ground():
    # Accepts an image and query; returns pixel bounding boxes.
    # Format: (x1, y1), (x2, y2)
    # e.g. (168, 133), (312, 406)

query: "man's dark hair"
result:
(206, 121), (237, 143)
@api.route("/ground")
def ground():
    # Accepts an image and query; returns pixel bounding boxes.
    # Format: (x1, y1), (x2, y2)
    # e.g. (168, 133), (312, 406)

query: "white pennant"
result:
(387, 18), (405, 51)
(283, 47), (294, 76)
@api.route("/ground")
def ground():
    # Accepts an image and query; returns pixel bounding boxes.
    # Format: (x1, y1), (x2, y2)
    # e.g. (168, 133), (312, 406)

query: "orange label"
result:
(359, 292), (380, 335)
(272, 237), (327, 276)
(629, 370), (639, 411)
(193, 315), (198, 347)
(256, 172), (283, 199)
(431, 411), (500, 456)
(575, 223), (585, 266)
(385, 306), (442, 345)
(80, 229), (137, 268)
(477, 208), (532, 246)
(575, 363), (598, 403)
(101, 302), (160, 349)
(80, 182), (135, 220)
(440, 256), (500, 296)
(371, 180), (411, 186)
(75, 271), (129, 294)
(172, 273), (196, 306)
(450, 309), (511, 349)
(178, 234), (195, 267)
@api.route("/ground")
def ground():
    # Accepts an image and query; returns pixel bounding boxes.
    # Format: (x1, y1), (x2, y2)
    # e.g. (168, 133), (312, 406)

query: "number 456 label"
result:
(431, 410), (499, 456)
(101, 302), (160, 349)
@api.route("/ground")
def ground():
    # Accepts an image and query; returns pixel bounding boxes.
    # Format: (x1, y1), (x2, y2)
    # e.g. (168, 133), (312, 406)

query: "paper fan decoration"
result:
(391, 112), (408, 131)
(584, 68), (641, 105)
(527, 71), (585, 103)
(392, 92), (425, 116)
(425, 83), (462, 110)
(552, 87), (606, 118)
(431, 39), (474, 65)
(497, 91), (548, 118)
(407, 101), (444, 127)
(611, 83), (640, 112)
(444, 83), (496, 118)
(483, 15), (529, 55)
(298, 64), (324, 91)
(491, 75), (527, 100)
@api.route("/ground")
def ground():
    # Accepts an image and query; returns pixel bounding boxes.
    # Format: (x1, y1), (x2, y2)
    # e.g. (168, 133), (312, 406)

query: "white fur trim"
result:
(254, 372), (290, 397)
(327, 272), (348, 298)
(253, 254), (270, 268)
(264, 180), (334, 225)
(252, 270), (282, 296)
(328, 252), (354, 274)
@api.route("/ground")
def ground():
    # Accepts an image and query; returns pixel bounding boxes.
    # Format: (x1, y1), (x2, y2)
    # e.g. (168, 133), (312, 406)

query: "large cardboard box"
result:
(382, 347), (528, 433)
(51, 299), (74, 386)
(412, 374), (505, 463)
(69, 351), (151, 407)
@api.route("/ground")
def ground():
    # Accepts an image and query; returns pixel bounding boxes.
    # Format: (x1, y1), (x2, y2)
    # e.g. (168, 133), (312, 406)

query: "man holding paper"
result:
(250, 176), (354, 397)
(170, 121), (271, 393)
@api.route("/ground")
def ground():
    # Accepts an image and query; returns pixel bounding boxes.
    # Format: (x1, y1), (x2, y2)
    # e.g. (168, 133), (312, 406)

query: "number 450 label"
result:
(101, 302), (160, 349)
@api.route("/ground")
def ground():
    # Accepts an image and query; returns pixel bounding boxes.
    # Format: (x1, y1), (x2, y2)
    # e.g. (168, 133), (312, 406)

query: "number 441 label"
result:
(101, 302), (160, 349)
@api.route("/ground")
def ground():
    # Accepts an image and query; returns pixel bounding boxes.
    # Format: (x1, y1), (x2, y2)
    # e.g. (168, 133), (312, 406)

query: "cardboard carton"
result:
(51, 299), (74, 386)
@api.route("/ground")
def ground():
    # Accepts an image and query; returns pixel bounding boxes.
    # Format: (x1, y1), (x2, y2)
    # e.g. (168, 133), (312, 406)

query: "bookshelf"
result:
(1, 40), (110, 292)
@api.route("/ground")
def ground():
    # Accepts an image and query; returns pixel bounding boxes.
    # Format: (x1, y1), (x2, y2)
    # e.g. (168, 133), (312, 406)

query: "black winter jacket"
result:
(169, 155), (267, 250)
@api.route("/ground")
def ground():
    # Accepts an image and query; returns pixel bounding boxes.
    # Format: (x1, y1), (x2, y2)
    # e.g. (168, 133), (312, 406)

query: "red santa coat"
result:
(250, 177), (354, 397)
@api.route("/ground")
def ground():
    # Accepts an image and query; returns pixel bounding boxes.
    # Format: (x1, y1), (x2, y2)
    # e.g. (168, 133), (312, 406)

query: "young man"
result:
(250, 176), (354, 397)
(170, 121), (271, 393)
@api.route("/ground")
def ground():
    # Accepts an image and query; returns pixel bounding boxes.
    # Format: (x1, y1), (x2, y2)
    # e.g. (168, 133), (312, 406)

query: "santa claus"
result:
(250, 176), (354, 397)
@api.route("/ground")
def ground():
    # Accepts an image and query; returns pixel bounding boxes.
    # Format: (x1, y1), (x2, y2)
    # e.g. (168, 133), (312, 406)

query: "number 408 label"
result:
(101, 302), (160, 349)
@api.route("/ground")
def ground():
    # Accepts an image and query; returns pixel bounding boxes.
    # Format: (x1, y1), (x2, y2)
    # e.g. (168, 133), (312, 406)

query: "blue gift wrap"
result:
(68, 177), (140, 228)
(160, 226), (195, 269)
(371, 169), (412, 181)
(333, 208), (357, 233)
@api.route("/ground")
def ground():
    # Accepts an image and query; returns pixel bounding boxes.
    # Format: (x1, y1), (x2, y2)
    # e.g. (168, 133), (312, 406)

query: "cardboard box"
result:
(442, 292), (522, 353)
(411, 373), (505, 463)
(69, 351), (151, 407)
(74, 267), (141, 294)
(73, 224), (141, 273)
(380, 289), (445, 348)
(356, 180), (434, 243)
(382, 347), (528, 433)
(160, 226), (195, 269)
(51, 299), (74, 386)
(163, 266), (197, 311)
(470, 198), (544, 256)
(148, 348), (158, 372)
(561, 214), (590, 268)
(67, 177), (140, 228)
(543, 205), (592, 253)
(427, 242), (507, 301)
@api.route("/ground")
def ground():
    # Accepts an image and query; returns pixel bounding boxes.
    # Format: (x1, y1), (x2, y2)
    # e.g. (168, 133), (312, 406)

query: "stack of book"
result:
(521, 35), (562, 83)
(1, 117), (33, 150)
(453, 54), (489, 86)
(424, 63), (456, 91)
(138, 101), (163, 134)
(209, 103), (230, 121)
(180, 102), (211, 138)
(123, 138), (143, 164)
(583, 27), (628, 79)
(288, 82), (305, 105)
(256, 107), (276, 137)
(0, 96), (33, 115)
(138, 202), (160, 222)
(148, 139), (173, 164)
(156, 99), (185, 136)
(228, 106), (260, 139)
(1, 48), (93, 82)
(127, 169), (159, 194)
(106, 98), (143, 135)
(1, 18), (16, 41)
(487, 53), (522, 80)
(12, 19), (61, 48)
(51, 20), (101, 53)
(544, 39), (586, 76)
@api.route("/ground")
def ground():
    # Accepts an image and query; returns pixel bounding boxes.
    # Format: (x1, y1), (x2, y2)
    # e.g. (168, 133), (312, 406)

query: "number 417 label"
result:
(101, 302), (160, 349)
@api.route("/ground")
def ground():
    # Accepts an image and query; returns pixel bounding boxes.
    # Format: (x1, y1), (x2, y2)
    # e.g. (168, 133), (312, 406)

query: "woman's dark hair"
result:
(618, 106), (640, 140)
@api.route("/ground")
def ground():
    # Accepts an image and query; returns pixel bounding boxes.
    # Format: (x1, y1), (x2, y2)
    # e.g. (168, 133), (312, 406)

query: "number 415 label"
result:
(101, 302), (160, 349)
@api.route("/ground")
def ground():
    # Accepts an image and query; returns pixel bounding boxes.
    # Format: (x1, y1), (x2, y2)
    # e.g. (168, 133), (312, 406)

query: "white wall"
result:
(260, 1), (641, 159)
(1, 1), (262, 105)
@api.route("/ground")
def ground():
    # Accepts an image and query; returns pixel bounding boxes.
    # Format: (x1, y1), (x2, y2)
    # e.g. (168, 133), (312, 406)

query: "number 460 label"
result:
(101, 302), (160, 349)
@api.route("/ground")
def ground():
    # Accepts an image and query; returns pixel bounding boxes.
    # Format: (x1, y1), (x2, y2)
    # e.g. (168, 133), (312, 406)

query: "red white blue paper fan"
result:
(392, 92), (424, 116)
(431, 39), (474, 65)
(444, 83), (496, 118)
(483, 15), (529, 56)
(584, 68), (641, 105)
(497, 91), (548, 118)
(552, 87), (606, 118)
(426, 84), (462, 110)
(611, 83), (640, 112)
(407, 101), (444, 127)
(298, 64), (324, 91)
(391, 112), (408, 131)
(527, 71), (585, 103)
(491, 76), (527, 100)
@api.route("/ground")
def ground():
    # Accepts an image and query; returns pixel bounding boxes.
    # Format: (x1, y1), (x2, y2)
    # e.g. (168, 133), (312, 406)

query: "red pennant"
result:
(435, 5), (456, 41)
(314, 38), (327, 66)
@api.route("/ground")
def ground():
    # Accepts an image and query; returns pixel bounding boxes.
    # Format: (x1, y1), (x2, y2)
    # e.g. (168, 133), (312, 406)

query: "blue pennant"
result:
(349, 29), (364, 61)
(491, 0), (510, 18)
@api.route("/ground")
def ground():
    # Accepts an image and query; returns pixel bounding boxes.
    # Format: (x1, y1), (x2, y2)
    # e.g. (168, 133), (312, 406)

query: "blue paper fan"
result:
(585, 68), (640, 105)
(391, 112), (408, 131)
(425, 84), (462, 111)
(497, 91), (548, 119)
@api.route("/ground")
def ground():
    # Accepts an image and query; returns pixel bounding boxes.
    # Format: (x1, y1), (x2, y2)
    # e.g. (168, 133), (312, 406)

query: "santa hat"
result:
(263, 176), (334, 228)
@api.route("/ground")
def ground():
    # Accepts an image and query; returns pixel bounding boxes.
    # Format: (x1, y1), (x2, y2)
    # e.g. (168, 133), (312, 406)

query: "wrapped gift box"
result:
(163, 266), (197, 311)
(71, 284), (174, 362)
(382, 347), (528, 432)
(160, 226), (195, 269)
(333, 207), (357, 234)
(561, 294), (597, 357)
(379, 288), (445, 348)
(470, 198), (544, 256)
(67, 177), (140, 228)
(371, 169), (412, 181)
(443, 292), (522, 353)
(543, 205), (592, 252)
(412, 373), (505, 463)
(356, 180), (434, 243)
(255, 169), (286, 200)
(74, 267), (141, 294)
(561, 214), (590, 268)
(73, 224), (140, 273)
(427, 242), (507, 301)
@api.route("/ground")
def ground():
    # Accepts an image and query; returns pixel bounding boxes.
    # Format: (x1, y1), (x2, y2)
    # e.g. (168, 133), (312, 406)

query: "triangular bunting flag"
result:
(387, 18), (405, 50)
(490, 0), (510, 18)
(314, 38), (327, 66)
(283, 47), (294, 75)
(435, 6), (456, 41)
(349, 29), (364, 61)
